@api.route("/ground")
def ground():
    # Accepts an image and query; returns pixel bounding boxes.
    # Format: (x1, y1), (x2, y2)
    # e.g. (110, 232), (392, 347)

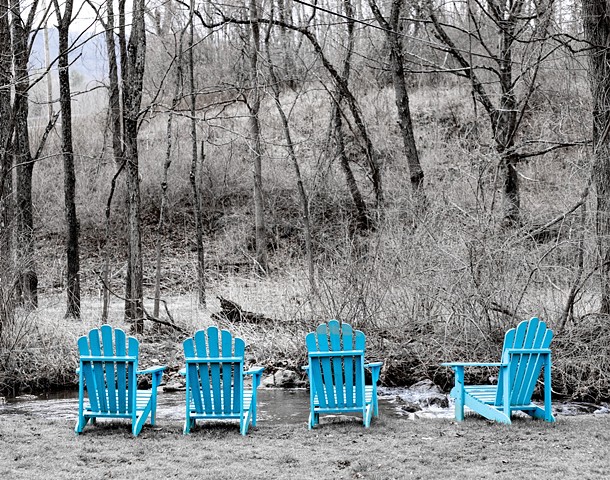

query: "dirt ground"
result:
(1, 413), (608, 479)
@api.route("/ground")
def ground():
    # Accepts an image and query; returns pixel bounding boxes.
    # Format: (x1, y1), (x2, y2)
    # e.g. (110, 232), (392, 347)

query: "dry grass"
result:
(0, 413), (608, 479)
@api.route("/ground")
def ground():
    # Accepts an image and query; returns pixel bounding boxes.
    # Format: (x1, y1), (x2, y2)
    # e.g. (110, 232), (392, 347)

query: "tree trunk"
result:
(121, 0), (147, 333)
(495, 13), (520, 228)
(55, 0), (81, 318)
(583, 0), (610, 313)
(428, 5), (525, 227)
(118, 0), (135, 321)
(369, 0), (426, 214)
(0, 0), (13, 333)
(189, 0), (206, 305)
(249, 0), (268, 274)
(11, 0), (38, 309)
(332, 106), (370, 230)
(100, 0), (122, 324)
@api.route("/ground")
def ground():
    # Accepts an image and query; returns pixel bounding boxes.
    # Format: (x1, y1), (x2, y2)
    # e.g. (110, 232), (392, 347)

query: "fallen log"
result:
(211, 296), (274, 324)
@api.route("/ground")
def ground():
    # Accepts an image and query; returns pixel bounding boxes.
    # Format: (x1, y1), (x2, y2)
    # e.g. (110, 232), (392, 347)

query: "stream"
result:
(1, 386), (608, 424)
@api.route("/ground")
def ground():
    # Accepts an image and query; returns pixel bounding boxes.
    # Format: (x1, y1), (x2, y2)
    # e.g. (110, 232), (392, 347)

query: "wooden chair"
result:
(304, 319), (383, 428)
(180, 326), (264, 435)
(442, 317), (555, 424)
(75, 325), (166, 436)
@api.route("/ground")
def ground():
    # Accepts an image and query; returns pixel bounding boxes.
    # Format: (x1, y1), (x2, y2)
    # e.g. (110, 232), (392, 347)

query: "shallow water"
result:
(0, 387), (607, 424)
(0, 387), (443, 424)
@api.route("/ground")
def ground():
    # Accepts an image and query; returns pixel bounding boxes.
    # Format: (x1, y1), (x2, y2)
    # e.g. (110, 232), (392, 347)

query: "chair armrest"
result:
(365, 361), (383, 385)
(441, 362), (504, 368)
(244, 366), (265, 376)
(76, 368), (80, 375)
(136, 365), (167, 375)
(245, 366), (264, 390)
(301, 365), (309, 372)
(179, 367), (186, 376)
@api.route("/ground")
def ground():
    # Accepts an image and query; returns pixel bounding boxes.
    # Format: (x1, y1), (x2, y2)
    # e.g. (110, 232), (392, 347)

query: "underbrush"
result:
(3, 191), (609, 402)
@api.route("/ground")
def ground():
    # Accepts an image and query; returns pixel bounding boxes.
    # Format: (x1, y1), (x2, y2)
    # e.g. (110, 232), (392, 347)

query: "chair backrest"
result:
(306, 319), (366, 409)
(183, 326), (245, 415)
(77, 325), (139, 415)
(495, 317), (553, 406)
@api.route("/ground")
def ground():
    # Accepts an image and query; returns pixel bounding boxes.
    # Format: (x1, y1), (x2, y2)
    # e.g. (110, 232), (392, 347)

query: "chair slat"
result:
(78, 336), (99, 412)
(518, 328), (553, 404)
(221, 330), (234, 414)
(306, 332), (328, 408)
(510, 319), (539, 403)
(354, 330), (366, 408)
(317, 323), (336, 408)
(114, 328), (128, 413)
(100, 325), (118, 413)
(233, 338), (245, 414)
(207, 327), (222, 413)
(88, 329), (108, 412)
(184, 338), (204, 414)
(341, 323), (355, 407)
(127, 337), (138, 413)
(193, 330), (213, 414)
(329, 320), (345, 407)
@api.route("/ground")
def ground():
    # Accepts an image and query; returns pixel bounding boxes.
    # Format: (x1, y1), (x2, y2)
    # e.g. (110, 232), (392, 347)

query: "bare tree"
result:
(89, 0), (148, 330)
(53, 0), (81, 318)
(188, 0), (206, 303)
(369, 0), (426, 214)
(583, 0), (610, 313)
(94, 0), (122, 323)
(11, 0), (39, 309)
(123, 0), (147, 332)
(193, 6), (383, 224)
(426, 0), (570, 227)
(247, 0), (268, 274)
(0, 0), (13, 332)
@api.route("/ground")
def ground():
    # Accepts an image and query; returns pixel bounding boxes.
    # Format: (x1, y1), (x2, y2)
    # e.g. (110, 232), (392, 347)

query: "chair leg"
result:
(364, 405), (373, 428)
(453, 367), (465, 422)
(241, 409), (252, 436)
(308, 411), (318, 429)
(75, 415), (90, 434)
(184, 418), (195, 435)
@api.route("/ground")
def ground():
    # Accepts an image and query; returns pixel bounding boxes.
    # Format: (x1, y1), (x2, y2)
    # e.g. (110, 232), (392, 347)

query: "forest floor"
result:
(1, 413), (608, 479)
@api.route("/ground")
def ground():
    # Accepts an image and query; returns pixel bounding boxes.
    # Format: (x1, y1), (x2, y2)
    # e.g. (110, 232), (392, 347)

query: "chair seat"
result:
(463, 385), (540, 410)
(313, 385), (375, 412)
(84, 390), (153, 416)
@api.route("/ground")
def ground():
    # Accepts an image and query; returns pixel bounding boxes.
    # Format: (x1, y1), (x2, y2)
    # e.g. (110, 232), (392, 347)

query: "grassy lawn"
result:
(1, 413), (608, 479)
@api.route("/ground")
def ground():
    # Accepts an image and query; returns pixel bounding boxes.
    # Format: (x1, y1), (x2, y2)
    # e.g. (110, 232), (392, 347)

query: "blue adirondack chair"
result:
(304, 319), (383, 428)
(180, 326), (264, 435)
(442, 317), (555, 424)
(75, 325), (166, 436)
